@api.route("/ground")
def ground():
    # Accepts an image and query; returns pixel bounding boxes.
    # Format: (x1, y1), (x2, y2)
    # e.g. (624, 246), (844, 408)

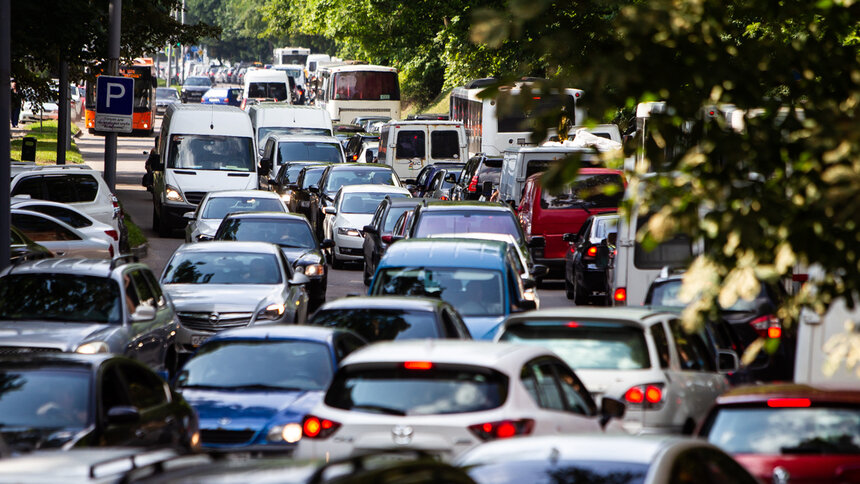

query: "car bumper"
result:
(334, 234), (365, 260)
(163, 202), (196, 229)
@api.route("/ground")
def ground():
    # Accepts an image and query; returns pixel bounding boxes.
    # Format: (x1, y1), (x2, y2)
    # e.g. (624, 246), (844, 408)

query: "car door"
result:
(520, 357), (600, 434)
(667, 318), (725, 426)
(141, 269), (176, 369)
(115, 361), (178, 448)
(363, 200), (386, 266)
(124, 268), (169, 368)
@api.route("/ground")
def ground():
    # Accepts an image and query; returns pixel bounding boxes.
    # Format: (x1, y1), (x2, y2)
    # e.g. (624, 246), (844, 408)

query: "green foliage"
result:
(10, 121), (84, 165)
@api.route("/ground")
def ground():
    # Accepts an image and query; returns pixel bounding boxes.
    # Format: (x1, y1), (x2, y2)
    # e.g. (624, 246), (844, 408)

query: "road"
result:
(75, 117), (572, 309)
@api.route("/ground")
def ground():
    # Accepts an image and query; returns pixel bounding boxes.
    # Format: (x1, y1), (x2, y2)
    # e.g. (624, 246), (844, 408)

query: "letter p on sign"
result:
(105, 82), (125, 108)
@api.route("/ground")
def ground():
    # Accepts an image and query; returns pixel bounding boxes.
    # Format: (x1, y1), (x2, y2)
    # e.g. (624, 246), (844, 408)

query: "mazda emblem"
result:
(391, 424), (413, 445)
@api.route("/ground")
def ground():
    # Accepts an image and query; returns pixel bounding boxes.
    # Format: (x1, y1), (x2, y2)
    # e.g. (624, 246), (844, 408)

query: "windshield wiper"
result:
(351, 404), (407, 416)
(280, 244), (312, 249)
(220, 384), (307, 392)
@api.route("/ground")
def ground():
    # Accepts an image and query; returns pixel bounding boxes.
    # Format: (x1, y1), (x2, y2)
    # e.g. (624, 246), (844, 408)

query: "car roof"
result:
(203, 190), (281, 199)
(380, 238), (510, 270)
(206, 325), (353, 345)
(0, 352), (115, 368)
(427, 232), (517, 245)
(222, 211), (308, 223)
(340, 340), (553, 370)
(172, 241), (282, 255)
(267, 134), (340, 143)
(336, 184), (411, 195)
(388, 197), (429, 208)
(2, 257), (141, 278)
(713, 383), (860, 405)
(327, 163), (393, 171)
(317, 296), (446, 312)
(420, 201), (511, 212)
(503, 307), (675, 327)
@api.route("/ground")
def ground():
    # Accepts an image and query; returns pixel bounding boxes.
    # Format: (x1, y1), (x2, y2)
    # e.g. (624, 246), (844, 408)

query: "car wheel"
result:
(565, 275), (575, 300)
(331, 254), (345, 270)
(573, 272), (588, 306)
(363, 260), (372, 286)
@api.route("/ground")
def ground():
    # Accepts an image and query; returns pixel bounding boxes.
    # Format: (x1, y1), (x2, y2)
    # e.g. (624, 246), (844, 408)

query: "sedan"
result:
(361, 197), (427, 286)
(12, 198), (121, 256)
(11, 209), (111, 258)
(156, 87), (180, 115)
(160, 241), (310, 355)
(184, 190), (286, 243)
(293, 341), (625, 461)
(0, 354), (199, 454)
(175, 326), (367, 453)
(308, 296), (471, 342)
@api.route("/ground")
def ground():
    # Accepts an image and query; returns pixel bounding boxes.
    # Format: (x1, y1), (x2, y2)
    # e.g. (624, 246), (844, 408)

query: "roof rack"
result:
(109, 254), (139, 270)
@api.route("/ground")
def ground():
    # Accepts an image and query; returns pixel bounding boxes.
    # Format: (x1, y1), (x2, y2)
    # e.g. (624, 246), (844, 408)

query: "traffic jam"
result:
(2, 49), (859, 483)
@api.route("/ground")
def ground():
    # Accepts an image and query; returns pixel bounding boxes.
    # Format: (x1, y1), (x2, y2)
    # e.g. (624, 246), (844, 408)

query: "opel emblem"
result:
(391, 425), (413, 445)
(218, 417), (231, 427)
(209, 312), (220, 323)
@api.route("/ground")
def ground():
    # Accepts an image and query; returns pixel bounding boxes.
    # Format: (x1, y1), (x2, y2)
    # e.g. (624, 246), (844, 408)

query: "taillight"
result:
(613, 287), (627, 304)
(301, 415), (341, 439)
(109, 244), (114, 258)
(104, 230), (119, 241)
(468, 419), (534, 441)
(467, 175), (479, 192)
(240, 98), (246, 110)
(404, 361), (433, 370)
(767, 398), (811, 408)
(381, 235), (393, 244)
(585, 246), (598, 258)
(352, 154), (358, 161)
(440, 196), (448, 200)
(750, 314), (781, 339)
(624, 384), (664, 408)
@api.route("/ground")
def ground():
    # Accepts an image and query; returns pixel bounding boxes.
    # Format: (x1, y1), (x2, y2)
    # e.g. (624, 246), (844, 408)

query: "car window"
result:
(431, 130), (460, 159)
(335, 334), (365, 361)
(310, 308), (440, 342)
(669, 448), (759, 484)
(141, 270), (167, 308)
(373, 267), (505, 317)
(11, 176), (43, 199)
(12, 212), (79, 241)
(522, 359), (565, 411)
(23, 204), (93, 228)
(440, 309), (459, 338)
(413, 211), (521, 240)
(370, 201), (386, 228)
(382, 206), (412, 232)
(650, 322), (671, 369)
(123, 272), (141, 315)
(130, 270), (156, 309)
(201, 196), (284, 219)
(0, 274), (121, 324)
(42, 175), (78, 203)
(551, 360), (597, 415)
(101, 366), (131, 413)
(396, 130), (425, 159)
(540, 173), (624, 210)
(118, 363), (167, 410)
(670, 320), (716, 372)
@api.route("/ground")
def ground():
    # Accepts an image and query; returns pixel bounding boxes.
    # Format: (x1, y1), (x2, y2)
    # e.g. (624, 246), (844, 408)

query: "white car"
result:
(322, 184), (411, 268)
(184, 190), (286, 243)
(12, 198), (121, 256)
(11, 209), (111, 258)
(495, 307), (737, 435)
(293, 340), (625, 461)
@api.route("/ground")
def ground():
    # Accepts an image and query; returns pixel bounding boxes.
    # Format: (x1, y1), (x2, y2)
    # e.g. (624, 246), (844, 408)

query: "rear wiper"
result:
(351, 404), (407, 416)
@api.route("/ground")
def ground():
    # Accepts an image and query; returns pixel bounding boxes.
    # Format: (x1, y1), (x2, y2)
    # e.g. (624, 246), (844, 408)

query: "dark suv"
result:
(181, 76), (212, 103)
(361, 197), (428, 285)
(450, 154), (503, 201)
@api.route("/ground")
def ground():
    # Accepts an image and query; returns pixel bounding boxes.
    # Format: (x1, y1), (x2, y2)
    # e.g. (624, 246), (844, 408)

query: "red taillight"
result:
(105, 230), (119, 241)
(302, 415), (341, 439)
(468, 419), (534, 441)
(645, 385), (662, 404)
(467, 175), (479, 192)
(750, 314), (781, 339)
(566, 321), (580, 328)
(109, 244), (114, 258)
(440, 196), (449, 200)
(613, 287), (627, 303)
(240, 99), (247, 109)
(586, 246), (598, 257)
(404, 361), (433, 370)
(381, 234), (393, 244)
(624, 387), (644, 404)
(352, 154), (358, 161)
(222, 98), (229, 103)
(768, 326), (782, 339)
(625, 384), (664, 407)
(767, 398), (811, 408)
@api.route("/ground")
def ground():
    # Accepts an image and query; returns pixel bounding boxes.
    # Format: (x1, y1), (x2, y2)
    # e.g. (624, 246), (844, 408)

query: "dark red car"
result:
(697, 384), (860, 484)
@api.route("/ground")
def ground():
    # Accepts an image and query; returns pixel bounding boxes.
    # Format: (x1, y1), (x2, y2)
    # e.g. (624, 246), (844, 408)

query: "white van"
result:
(242, 69), (291, 110)
(498, 146), (602, 206)
(305, 54), (331, 78)
(247, 104), (333, 155)
(377, 121), (467, 182)
(795, 293), (860, 385)
(151, 104), (258, 236)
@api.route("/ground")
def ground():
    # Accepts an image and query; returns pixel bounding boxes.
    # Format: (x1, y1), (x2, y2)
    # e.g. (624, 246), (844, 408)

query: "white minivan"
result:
(150, 104), (258, 237)
(247, 104), (333, 155)
(242, 69), (291, 110)
(377, 121), (467, 183)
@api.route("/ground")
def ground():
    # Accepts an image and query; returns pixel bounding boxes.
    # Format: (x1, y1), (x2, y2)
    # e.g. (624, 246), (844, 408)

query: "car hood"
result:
(165, 285), (283, 312)
(334, 213), (373, 231)
(462, 316), (506, 340)
(280, 247), (323, 265)
(0, 321), (116, 351)
(182, 388), (324, 428)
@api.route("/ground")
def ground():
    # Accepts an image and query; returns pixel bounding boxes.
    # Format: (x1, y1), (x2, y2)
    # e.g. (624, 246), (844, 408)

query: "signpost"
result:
(95, 75), (134, 134)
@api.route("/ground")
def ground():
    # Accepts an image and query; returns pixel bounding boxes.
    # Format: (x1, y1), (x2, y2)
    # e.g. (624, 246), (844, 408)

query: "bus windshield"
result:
(168, 135), (255, 172)
(85, 65), (154, 112)
(332, 71), (400, 101)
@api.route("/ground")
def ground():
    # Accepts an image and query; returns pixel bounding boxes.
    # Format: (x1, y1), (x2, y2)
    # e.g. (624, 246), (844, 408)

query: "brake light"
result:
(586, 246), (598, 257)
(624, 387), (644, 404)
(613, 287), (627, 303)
(404, 361), (433, 370)
(750, 314), (781, 339)
(768, 398), (811, 408)
(222, 98), (229, 103)
(566, 321), (580, 328)
(302, 415), (341, 439)
(625, 384), (664, 407)
(467, 174), (479, 192)
(109, 244), (114, 258)
(381, 234), (393, 244)
(104, 230), (119, 241)
(468, 419), (534, 441)
(645, 385), (662, 404)
(440, 196), (448, 200)
(352, 154), (358, 161)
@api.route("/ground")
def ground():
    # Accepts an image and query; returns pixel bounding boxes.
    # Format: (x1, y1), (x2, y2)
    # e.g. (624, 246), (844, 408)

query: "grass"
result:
(402, 87), (452, 118)
(11, 120), (84, 164)
(124, 211), (147, 249)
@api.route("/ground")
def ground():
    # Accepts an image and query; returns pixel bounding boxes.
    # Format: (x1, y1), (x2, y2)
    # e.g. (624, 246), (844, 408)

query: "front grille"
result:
(184, 191), (206, 205)
(201, 429), (256, 445)
(0, 346), (62, 357)
(339, 247), (363, 255)
(177, 312), (254, 332)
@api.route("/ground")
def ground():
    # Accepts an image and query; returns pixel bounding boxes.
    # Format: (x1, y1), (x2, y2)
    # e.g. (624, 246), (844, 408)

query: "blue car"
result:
(174, 326), (367, 453)
(368, 238), (537, 339)
(200, 87), (242, 107)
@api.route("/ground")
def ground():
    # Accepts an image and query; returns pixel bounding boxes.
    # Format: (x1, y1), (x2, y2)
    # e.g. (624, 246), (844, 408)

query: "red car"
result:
(698, 384), (860, 484)
(517, 168), (624, 278)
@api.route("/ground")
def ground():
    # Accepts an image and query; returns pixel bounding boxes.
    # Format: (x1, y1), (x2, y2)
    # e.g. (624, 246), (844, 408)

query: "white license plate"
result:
(190, 335), (209, 347)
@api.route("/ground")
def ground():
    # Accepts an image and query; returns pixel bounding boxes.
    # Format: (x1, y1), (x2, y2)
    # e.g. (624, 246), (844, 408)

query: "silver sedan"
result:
(184, 190), (287, 243)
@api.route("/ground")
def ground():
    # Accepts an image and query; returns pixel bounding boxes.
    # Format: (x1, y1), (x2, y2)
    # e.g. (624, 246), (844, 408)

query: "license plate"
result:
(190, 335), (209, 347)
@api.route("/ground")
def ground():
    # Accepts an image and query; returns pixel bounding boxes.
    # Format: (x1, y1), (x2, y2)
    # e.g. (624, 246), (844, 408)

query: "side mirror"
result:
(260, 158), (272, 173)
(308, 185), (320, 194)
(599, 397), (626, 428)
(518, 299), (537, 311)
(320, 238), (335, 249)
(530, 264), (549, 278)
(107, 406), (141, 425)
(528, 236), (546, 248)
(444, 173), (457, 184)
(288, 183), (299, 191)
(404, 178), (417, 185)
(182, 211), (196, 220)
(717, 349), (740, 372)
(563, 233), (579, 243)
(323, 207), (336, 215)
(363, 225), (378, 235)
(290, 272), (311, 286)
(131, 304), (157, 322)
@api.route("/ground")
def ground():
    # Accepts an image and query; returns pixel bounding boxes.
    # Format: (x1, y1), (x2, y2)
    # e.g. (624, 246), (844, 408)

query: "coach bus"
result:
(315, 64), (400, 123)
(84, 59), (156, 136)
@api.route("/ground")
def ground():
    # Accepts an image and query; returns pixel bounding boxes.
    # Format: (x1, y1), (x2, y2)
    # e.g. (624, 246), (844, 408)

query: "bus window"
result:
(332, 71), (400, 101)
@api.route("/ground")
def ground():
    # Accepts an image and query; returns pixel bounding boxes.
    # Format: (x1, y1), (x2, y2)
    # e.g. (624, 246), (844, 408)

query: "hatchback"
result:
(11, 208), (112, 259)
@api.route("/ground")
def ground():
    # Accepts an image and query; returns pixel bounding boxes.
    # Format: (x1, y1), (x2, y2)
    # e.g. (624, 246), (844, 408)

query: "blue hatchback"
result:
(368, 238), (537, 339)
(201, 87), (243, 107)
(174, 326), (366, 453)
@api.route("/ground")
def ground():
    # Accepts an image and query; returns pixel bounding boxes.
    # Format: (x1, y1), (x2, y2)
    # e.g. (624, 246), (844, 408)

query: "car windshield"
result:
(499, 321), (651, 370)
(0, 274), (120, 324)
(179, 340), (333, 391)
(706, 407), (860, 455)
(650, 279), (763, 312)
(216, 218), (316, 249)
(258, 127), (332, 145)
(326, 366), (507, 415)
(201, 196), (284, 219)
(383, 206), (414, 232)
(278, 141), (342, 164)
(341, 192), (408, 214)
(310, 308), (439, 342)
(373, 267), (505, 317)
(156, 88), (179, 100)
(162, 252), (282, 285)
(324, 169), (396, 194)
(541, 173), (625, 210)
(466, 460), (647, 484)
(184, 77), (211, 87)
(414, 211), (521, 240)
(168, 134), (255, 172)
(0, 369), (92, 429)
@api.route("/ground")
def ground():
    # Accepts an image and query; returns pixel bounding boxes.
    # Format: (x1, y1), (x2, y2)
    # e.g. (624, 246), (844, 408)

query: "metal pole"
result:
(1, 0), (11, 270)
(180, 0), (186, 84)
(57, 60), (68, 164)
(104, 0), (121, 191)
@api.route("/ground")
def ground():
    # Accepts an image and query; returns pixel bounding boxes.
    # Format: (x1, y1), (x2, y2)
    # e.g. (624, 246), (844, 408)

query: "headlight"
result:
(257, 302), (286, 321)
(279, 192), (292, 203)
(267, 423), (302, 443)
(337, 227), (361, 237)
(165, 185), (184, 202)
(300, 263), (325, 277)
(76, 342), (109, 354)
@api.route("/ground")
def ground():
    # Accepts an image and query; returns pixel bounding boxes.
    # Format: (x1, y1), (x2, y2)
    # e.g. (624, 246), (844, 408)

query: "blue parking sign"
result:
(95, 75), (134, 132)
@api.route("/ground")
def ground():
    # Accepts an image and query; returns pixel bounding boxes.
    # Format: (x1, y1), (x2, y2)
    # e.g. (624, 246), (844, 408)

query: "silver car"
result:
(12, 198), (121, 256)
(184, 190), (286, 243)
(160, 241), (310, 354)
(0, 257), (180, 375)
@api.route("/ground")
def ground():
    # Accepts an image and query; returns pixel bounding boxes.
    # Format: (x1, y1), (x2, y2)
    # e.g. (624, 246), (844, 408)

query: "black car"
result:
(332, 124), (365, 148)
(272, 161), (328, 202)
(180, 76), (212, 103)
(288, 164), (333, 229)
(451, 154), (503, 201)
(564, 213), (619, 305)
(361, 197), (428, 285)
(308, 296), (471, 342)
(214, 212), (334, 311)
(411, 162), (465, 197)
(0, 354), (199, 454)
(344, 133), (379, 162)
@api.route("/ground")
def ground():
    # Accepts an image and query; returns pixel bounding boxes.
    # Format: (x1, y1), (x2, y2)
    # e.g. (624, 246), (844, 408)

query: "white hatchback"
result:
(293, 340), (625, 461)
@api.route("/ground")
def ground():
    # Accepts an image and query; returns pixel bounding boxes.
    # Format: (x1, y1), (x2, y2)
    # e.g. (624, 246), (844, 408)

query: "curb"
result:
(131, 243), (149, 259)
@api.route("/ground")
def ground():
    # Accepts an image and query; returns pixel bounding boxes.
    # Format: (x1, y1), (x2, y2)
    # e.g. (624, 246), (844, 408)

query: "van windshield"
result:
(541, 173), (625, 210)
(168, 134), (255, 172)
(248, 82), (288, 100)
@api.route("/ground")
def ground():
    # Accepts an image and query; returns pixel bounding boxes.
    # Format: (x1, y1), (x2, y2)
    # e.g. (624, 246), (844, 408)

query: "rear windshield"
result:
(324, 169), (396, 193)
(431, 131), (461, 159)
(300, 167), (327, 188)
(649, 279), (765, 312)
(414, 211), (520, 240)
(184, 77), (211, 87)
(278, 141), (342, 164)
(373, 267), (505, 317)
(331, 71), (400, 101)
(201, 196), (284, 219)
(247, 82), (288, 100)
(310, 308), (439, 342)
(0, 369), (92, 429)
(541, 173), (624, 210)
(467, 460), (647, 484)
(499, 321), (651, 370)
(0, 274), (120, 324)
(162, 252), (282, 285)
(706, 407), (860, 455)
(215, 218), (316, 249)
(326, 365), (507, 415)
(259, 127), (332, 145)
(341, 192), (408, 214)
(168, 134), (255, 172)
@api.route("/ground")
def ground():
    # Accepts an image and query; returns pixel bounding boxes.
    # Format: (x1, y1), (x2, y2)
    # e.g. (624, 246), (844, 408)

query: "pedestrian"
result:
(10, 80), (22, 128)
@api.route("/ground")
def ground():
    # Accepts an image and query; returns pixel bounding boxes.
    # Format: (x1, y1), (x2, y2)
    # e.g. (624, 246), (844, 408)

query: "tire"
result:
(363, 259), (372, 286)
(157, 204), (173, 238)
(573, 272), (588, 306)
(331, 253), (345, 270)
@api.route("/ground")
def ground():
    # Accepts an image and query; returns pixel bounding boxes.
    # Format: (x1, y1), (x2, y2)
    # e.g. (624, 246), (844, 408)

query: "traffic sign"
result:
(95, 75), (134, 133)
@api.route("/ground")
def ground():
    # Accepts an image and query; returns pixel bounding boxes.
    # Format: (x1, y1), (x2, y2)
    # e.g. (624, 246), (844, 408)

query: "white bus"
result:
(450, 78), (584, 156)
(316, 64), (400, 123)
(273, 47), (310, 66)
